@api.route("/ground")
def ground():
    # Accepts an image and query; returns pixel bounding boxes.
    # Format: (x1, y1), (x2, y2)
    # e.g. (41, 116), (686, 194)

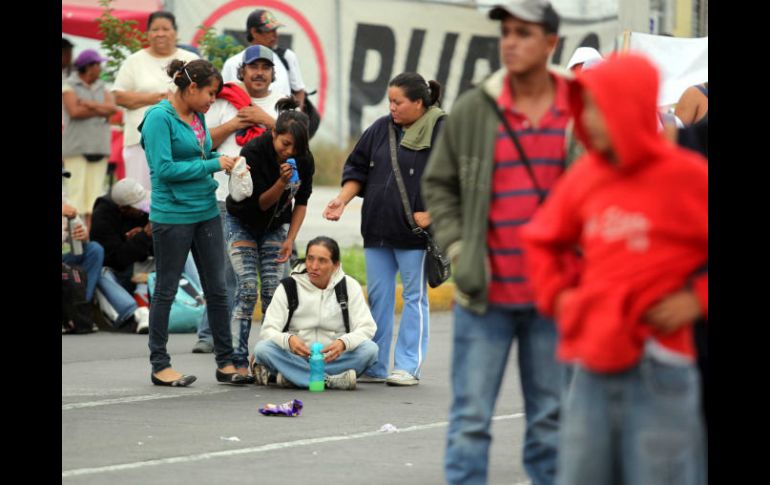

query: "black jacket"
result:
(342, 114), (445, 249)
(226, 131), (314, 235)
(90, 196), (153, 272)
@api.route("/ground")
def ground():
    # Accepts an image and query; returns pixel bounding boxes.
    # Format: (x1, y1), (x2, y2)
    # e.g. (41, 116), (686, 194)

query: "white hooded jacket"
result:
(259, 265), (376, 352)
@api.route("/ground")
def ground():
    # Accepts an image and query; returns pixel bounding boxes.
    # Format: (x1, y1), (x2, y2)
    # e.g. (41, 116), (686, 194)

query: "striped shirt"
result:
(487, 73), (571, 306)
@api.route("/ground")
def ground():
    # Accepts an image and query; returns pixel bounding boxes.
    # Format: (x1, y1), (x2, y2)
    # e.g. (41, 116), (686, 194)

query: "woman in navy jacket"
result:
(323, 73), (445, 386)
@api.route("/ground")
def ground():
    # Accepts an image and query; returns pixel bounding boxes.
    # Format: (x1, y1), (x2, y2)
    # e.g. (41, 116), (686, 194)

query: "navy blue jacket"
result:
(342, 115), (445, 249)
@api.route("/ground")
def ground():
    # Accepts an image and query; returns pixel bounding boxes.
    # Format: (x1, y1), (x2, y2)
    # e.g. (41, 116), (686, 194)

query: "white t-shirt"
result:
(111, 48), (199, 147)
(221, 47), (305, 99)
(205, 89), (282, 201)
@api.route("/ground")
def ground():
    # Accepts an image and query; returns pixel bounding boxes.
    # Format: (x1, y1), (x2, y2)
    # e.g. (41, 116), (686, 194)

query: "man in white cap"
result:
(89, 178), (153, 333)
(90, 179), (214, 343)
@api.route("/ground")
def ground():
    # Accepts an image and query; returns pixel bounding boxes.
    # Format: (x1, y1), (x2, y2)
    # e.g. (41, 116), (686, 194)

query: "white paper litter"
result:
(379, 423), (399, 433)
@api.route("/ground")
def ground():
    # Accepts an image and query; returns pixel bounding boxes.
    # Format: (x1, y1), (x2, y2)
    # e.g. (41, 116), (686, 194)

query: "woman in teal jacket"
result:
(139, 59), (245, 386)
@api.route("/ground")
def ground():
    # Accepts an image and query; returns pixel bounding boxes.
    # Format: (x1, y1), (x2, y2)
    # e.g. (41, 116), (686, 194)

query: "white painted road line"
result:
(62, 413), (525, 478)
(62, 389), (229, 410)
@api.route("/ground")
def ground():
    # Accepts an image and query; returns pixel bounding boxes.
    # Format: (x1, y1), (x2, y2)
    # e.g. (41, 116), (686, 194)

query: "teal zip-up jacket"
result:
(139, 99), (222, 224)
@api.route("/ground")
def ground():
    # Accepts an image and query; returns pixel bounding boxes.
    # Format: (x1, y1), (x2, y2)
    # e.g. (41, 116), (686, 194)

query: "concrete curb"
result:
(252, 282), (455, 320)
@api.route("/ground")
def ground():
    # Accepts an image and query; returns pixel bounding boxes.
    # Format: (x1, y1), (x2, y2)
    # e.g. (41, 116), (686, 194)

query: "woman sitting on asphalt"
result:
(251, 236), (378, 390)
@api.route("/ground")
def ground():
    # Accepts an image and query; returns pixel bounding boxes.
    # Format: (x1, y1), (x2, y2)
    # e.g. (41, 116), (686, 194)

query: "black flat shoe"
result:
(151, 374), (197, 387)
(216, 369), (249, 385)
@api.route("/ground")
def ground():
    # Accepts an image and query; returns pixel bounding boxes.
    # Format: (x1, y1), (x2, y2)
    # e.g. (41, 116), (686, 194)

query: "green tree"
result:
(97, 0), (146, 81)
(196, 26), (244, 71)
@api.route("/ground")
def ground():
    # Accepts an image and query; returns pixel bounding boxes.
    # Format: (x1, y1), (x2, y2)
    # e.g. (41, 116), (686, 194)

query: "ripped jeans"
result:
(225, 213), (287, 369)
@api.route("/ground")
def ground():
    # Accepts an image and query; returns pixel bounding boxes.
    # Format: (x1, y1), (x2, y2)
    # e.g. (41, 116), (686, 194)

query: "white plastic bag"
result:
(228, 156), (253, 202)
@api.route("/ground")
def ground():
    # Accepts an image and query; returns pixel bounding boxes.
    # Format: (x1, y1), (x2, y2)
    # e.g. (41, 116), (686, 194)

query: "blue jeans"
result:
(180, 253), (213, 343)
(98, 267), (138, 326)
(225, 213), (286, 369)
(62, 241), (104, 301)
(558, 357), (706, 485)
(254, 340), (379, 388)
(149, 217), (234, 373)
(364, 247), (429, 378)
(218, 201), (237, 312)
(197, 201), (235, 344)
(445, 305), (561, 485)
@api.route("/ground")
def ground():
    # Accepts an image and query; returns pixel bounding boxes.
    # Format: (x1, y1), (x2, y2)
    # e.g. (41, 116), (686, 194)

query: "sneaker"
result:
(134, 307), (149, 334)
(251, 363), (270, 386)
(325, 369), (357, 390)
(385, 370), (419, 386)
(357, 374), (386, 384)
(191, 340), (214, 353)
(276, 373), (296, 388)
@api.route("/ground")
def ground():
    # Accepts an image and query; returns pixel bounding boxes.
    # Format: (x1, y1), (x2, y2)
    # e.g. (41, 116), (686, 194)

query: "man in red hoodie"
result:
(521, 53), (707, 485)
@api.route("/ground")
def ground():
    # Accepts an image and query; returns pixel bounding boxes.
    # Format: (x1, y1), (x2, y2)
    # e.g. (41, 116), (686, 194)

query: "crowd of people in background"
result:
(62, 1), (708, 484)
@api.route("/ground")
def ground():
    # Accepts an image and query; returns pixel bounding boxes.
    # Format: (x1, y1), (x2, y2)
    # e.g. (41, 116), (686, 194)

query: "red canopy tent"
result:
(62, 0), (162, 40)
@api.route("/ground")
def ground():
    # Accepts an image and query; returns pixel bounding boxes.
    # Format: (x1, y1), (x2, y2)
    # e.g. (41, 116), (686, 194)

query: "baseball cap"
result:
(243, 44), (275, 65)
(488, 0), (560, 33)
(73, 49), (108, 69)
(246, 9), (283, 34)
(567, 47), (603, 70)
(111, 178), (148, 210)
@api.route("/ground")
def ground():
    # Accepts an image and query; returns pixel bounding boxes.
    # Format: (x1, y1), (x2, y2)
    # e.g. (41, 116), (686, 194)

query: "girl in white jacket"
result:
(251, 237), (378, 389)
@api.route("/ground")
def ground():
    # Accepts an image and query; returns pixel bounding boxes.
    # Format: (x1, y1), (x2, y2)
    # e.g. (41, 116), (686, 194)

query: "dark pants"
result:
(148, 216), (234, 373)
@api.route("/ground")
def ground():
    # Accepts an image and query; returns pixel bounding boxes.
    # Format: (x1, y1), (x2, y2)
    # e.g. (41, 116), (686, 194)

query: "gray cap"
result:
(111, 178), (147, 210)
(242, 44), (275, 65)
(489, 0), (560, 33)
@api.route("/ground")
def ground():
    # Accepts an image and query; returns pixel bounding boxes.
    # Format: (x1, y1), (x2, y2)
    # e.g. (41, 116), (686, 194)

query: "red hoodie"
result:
(520, 54), (708, 373)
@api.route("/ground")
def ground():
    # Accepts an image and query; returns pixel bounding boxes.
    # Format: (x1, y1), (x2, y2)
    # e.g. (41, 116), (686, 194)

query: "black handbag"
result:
(387, 124), (451, 288)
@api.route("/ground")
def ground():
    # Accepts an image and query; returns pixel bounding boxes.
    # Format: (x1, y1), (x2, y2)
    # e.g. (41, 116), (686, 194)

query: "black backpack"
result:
(62, 263), (96, 334)
(274, 47), (321, 139)
(280, 276), (349, 333)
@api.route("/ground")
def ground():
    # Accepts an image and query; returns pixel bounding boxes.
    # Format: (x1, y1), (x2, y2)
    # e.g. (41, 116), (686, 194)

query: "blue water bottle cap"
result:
(311, 342), (323, 354)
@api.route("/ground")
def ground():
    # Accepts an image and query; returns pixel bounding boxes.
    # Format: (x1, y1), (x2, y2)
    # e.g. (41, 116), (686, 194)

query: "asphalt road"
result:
(62, 311), (532, 485)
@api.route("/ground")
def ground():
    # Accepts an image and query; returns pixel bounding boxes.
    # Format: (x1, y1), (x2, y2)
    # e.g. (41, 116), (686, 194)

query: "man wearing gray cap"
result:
(423, 1), (571, 484)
